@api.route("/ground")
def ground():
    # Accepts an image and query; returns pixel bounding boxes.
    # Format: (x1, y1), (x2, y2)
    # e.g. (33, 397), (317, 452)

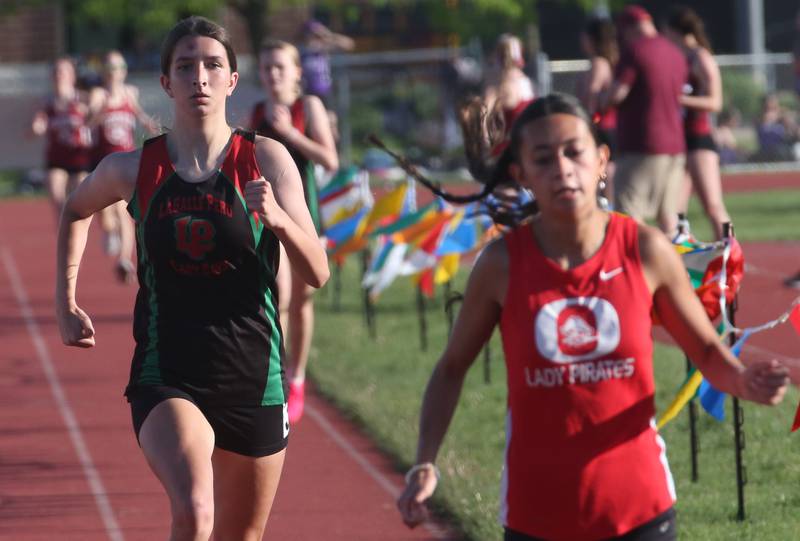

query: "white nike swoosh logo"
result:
(599, 267), (624, 281)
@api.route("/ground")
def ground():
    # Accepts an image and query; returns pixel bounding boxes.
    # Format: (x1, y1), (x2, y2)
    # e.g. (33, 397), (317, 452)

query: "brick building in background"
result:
(0, 3), (65, 62)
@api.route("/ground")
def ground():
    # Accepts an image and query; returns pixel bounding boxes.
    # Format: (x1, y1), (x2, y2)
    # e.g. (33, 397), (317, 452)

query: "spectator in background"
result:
(300, 19), (354, 108)
(755, 93), (799, 162)
(786, 9), (800, 290)
(601, 5), (687, 237)
(479, 34), (537, 215)
(714, 108), (742, 165)
(794, 9), (800, 100)
(577, 16), (618, 208)
(484, 33), (536, 133)
(665, 5), (730, 241)
(299, 19), (354, 155)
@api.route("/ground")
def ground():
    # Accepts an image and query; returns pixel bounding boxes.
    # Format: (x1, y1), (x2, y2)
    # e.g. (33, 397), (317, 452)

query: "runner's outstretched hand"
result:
(738, 359), (789, 405)
(57, 304), (96, 348)
(397, 464), (438, 528)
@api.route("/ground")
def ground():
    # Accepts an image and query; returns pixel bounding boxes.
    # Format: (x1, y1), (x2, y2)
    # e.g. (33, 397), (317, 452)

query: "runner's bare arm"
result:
(55, 151), (139, 347)
(398, 241), (506, 527)
(251, 136), (329, 288)
(679, 49), (722, 112)
(284, 95), (338, 171)
(126, 85), (160, 134)
(582, 58), (612, 115)
(30, 103), (48, 137)
(601, 79), (631, 110)
(85, 87), (107, 129)
(639, 225), (788, 405)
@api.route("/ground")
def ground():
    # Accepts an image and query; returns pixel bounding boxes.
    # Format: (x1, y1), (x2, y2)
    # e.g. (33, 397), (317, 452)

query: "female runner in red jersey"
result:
(56, 16), (329, 539)
(31, 57), (92, 224)
(396, 94), (788, 540)
(577, 16), (618, 208)
(249, 38), (338, 423)
(664, 6), (731, 240)
(88, 50), (160, 282)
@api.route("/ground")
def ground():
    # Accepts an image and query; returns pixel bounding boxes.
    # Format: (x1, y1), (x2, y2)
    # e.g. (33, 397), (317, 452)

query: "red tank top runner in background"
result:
(499, 213), (675, 540)
(93, 97), (138, 164)
(45, 98), (91, 171)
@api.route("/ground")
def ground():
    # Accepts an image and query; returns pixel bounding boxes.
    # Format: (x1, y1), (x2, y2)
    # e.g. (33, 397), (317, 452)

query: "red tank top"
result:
(498, 213), (675, 540)
(249, 98), (310, 181)
(249, 99), (306, 139)
(596, 106), (617, 131)
(45, 97), (91, 170)
(684, 51), (712, 137)
(491, 99), (535, 157)
(93, 94), (137, 163)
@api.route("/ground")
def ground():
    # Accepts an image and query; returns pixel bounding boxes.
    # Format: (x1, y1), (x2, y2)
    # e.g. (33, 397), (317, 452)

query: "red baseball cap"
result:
(616, 5), (652, 27)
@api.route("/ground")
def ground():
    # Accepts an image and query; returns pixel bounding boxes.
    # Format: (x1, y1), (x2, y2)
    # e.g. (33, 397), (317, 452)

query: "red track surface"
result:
(0, 199), (458, 540)
(1, 170), (798, 540)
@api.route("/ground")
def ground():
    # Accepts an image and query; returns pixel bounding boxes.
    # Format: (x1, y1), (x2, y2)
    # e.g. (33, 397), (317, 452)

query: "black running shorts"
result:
(128, 385), (289, 457)
(504, 507), (676, 541)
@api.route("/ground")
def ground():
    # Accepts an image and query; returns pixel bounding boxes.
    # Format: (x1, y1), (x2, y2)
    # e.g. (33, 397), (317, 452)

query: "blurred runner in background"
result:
(31, 57), (92, 225)
(88, 50), (159, 282)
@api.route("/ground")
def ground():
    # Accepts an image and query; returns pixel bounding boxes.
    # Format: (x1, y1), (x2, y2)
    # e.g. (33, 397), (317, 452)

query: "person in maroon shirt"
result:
(601, 5), (688, 236)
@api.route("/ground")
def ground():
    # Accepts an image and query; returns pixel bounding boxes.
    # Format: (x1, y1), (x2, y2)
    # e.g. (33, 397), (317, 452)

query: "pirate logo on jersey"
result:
(535, 297), (620, 363)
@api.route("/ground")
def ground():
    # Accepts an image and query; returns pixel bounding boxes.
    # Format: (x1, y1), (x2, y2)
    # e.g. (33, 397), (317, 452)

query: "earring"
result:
(597, 173), (609, 211)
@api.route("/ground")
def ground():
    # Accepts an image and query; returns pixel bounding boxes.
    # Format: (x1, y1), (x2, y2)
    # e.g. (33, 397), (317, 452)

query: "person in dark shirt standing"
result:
(601, 5), (688, 237)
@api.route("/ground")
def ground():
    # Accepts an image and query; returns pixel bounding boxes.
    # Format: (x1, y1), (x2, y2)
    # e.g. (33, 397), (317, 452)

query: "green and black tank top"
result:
(125, 129), (286, 406)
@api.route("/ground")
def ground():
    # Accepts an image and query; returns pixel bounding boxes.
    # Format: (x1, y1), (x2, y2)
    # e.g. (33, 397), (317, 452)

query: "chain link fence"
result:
(2, 50), (798, 189)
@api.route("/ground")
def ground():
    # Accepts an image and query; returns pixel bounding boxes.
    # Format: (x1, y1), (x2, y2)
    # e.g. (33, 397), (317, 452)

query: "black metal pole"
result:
(687, 356), (700, 482)
(483, 336), (491, 384)
(360, 251), (376, 339)
(677, 212), (700, 481)
(333, 261), (342, 312)
(416, 285), (428, 351)
(724, 222), (746, 521)
(444, 287), (462, 337)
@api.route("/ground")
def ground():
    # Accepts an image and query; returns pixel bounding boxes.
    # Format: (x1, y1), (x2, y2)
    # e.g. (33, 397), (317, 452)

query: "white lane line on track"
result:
(740, 341), (798, 363)
(1, 247), (124, 541)
(305, 402), (453, 539)
(744, 263), (789, 280)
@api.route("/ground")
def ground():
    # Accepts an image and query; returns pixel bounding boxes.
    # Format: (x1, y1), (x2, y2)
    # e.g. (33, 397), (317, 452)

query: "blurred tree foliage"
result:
(62, 0), (300, 57)
(65, 0), (221, 43)
(59, 0), (624, 57)
(312, 0), (627, 47)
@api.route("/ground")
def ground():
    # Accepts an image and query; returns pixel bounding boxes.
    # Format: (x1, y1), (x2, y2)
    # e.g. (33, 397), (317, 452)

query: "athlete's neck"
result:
(105, 80), (125, 97)
(55, 84), (75, 101)
(266, 90), (298, 107)
(167, 118), (233, 180)
(532, 209), (610, 270)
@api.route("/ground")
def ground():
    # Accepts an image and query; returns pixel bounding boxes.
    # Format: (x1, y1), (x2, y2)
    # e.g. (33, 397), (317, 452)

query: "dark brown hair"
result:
(666, 6), (712, 52)
(584, 17), (618, 66)
(160, 16), (237, 76)
(370, 93), (599, 225)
